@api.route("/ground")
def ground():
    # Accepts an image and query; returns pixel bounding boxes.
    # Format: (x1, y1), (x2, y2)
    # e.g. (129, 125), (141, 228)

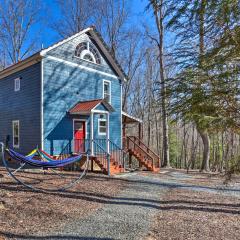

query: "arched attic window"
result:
(74, 41), (101, 64)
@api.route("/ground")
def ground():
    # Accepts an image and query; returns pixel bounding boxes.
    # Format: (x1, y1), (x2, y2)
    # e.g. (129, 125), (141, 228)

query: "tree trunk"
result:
(198, 129), (210, 172)
(154, 0), (170, 167)
(199, 0), (206, 63)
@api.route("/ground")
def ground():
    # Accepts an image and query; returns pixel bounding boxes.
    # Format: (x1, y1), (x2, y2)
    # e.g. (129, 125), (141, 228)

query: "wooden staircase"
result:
(91, 139), (125, 175)
(59, 137), (159, 175)
(125, 136), (160, 172)
(58, 139), (125, 175)
(92, 155), (125, 175)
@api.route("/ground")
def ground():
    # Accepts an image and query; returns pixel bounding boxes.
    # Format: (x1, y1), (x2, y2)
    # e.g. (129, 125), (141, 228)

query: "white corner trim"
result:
(41, 60), (44, 150)
(43, 55), (119, 79)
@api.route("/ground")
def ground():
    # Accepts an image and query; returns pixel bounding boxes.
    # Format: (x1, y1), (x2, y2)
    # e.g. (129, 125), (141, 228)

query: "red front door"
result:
(74, 120), (86, 153)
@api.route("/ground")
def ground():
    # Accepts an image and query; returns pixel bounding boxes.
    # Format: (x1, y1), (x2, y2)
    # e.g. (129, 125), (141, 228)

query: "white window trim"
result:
(98, 118), (107, 136)
(14, 77), (20, 92)
(103, 80), (111, 104)
(12, 120), (20, 148)
(80, 49), (96, 64)
(74, 41), (101, 66)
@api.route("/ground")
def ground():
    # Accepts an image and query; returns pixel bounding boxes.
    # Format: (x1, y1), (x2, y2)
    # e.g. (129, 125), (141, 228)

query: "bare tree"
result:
(147, 0), (170, 167)
(52, 0), (96, 37)
(121, 30), (146, 112)
(0, 0), (39, 64)
(94, 0), (129, 58)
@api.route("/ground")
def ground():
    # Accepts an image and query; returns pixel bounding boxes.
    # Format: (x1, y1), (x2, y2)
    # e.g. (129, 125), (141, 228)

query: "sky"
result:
(32, 0), (154, 50)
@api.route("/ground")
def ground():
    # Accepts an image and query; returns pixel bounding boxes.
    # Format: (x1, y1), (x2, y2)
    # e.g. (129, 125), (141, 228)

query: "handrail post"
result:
(90, 111), (94, 155)
(91, 139), (94, 155)
(107, 153), (110, 176)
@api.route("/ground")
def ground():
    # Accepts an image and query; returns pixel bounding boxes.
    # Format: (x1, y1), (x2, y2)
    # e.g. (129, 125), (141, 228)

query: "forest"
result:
(0, 0), (239, 174)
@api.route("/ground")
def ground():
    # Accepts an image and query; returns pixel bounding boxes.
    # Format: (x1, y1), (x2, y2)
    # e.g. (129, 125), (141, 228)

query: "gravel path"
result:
(4, 170), (240, 240)
(159, 170), (240, 197)
(24, 172), (167, 240)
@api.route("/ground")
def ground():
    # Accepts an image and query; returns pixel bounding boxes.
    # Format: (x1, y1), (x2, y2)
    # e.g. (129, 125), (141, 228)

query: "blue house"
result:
(0, 27), (160, 174)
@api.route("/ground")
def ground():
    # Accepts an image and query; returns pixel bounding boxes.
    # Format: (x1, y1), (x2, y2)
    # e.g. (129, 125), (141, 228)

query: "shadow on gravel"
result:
(1, 176), (240, 215)
(0, 232), (110, 239)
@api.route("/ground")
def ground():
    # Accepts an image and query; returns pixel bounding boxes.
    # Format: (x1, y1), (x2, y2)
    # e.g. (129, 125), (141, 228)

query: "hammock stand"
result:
(6, 148), (54, 176)
(0, 142), (90, 192)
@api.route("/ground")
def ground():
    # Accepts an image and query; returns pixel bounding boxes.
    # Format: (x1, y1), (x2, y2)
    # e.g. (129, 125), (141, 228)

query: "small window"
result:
(75, 41), (101, 64)
(74, 121), (83, 131)
(98, 119), (106, 135)
(83, 53), (94, 62)
(103, 80), (111, 103)
(14, 78), (20, 91)
(12, 120), (20, 148)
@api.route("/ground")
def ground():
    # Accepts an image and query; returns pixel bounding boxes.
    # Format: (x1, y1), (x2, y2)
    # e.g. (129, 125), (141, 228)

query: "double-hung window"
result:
(98, 119), (107, 135)
(14, 78), (20, 91)
(12, 120), (20, 148)
(103, 80), (111, 104)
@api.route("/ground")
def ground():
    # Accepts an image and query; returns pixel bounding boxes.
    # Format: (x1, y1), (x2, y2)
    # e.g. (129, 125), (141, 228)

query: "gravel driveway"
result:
(33, 172), (167, 240)
(3, 170), (240, 240)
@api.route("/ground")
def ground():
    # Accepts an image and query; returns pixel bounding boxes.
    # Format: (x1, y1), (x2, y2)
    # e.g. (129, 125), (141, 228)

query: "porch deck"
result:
(58, 136), (160, 175)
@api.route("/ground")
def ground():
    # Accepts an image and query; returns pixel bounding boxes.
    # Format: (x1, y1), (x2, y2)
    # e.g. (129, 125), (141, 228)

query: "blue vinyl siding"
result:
(0, 32), (123, 156)
(42, 32), (122, 155)
(43, 58), (122, 155)
(47, 33), (116, 76)
(0, 63), (41, 154)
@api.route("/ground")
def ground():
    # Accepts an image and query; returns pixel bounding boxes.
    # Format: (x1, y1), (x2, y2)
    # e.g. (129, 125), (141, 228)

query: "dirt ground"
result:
(147, 169), (240, 240)
(0, 167), (126, 239)
(0, 167), (240, 240)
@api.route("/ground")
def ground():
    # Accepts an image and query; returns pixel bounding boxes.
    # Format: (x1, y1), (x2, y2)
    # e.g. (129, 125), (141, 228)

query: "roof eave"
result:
(40, 27), (93, 56)
(88, 29), (127, 82)
(68, 111), (90, 115)
(0, 52), (42, 80)
(122, 111), (142, 123)
(40, 27), (127, 82)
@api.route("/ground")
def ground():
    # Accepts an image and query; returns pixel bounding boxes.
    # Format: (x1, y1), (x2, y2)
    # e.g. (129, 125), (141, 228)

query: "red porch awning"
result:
(69, 99), (114, 115)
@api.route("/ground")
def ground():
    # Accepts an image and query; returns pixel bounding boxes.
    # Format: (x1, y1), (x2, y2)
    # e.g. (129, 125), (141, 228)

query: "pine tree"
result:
(168, 0), (240, 171)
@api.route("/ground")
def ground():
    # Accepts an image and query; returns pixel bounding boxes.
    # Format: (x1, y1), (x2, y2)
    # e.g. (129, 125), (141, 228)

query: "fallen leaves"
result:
(0, 168), (126, 238)
(148, 170), (240, 240)
(0, 201), (5, 210)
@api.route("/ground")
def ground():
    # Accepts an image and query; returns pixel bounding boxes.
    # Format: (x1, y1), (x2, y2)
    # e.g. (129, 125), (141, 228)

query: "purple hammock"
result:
(6, 148), (83, 168)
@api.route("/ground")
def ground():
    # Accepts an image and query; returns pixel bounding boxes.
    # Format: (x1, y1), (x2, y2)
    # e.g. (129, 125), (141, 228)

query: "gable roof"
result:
(0, 52), (41, 79)
(0, 27), (127, 81)
(69, 99), (114, 115)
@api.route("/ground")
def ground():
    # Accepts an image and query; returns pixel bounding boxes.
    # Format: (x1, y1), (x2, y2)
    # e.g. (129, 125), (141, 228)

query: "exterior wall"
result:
(47, 33), (116, 76)
(0, 63), (41, 154)
(43, 33), (122, 155)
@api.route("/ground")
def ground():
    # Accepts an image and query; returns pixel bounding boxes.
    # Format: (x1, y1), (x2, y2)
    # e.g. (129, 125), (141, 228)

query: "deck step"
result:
(128, 148), (157, 172)
(92, 156), (124, 175)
